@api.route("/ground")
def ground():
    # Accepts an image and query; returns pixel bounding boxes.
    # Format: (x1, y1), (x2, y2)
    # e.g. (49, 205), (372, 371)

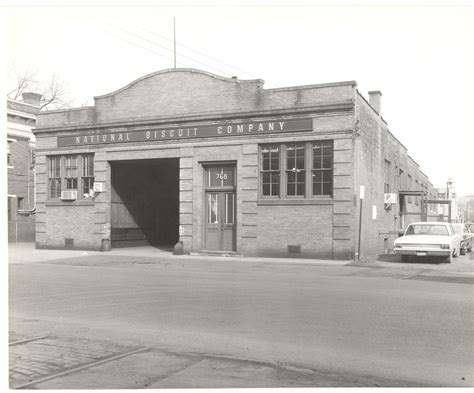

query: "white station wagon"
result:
(394, 222), (461, 263)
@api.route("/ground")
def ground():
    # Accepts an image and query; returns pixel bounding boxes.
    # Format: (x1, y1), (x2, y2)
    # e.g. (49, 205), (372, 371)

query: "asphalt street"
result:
(8, 251), (474, 388)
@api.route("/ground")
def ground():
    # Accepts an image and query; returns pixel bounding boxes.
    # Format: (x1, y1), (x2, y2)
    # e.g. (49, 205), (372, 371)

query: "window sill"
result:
(257, 198), (333, 206)
(45, 200), (95, 206)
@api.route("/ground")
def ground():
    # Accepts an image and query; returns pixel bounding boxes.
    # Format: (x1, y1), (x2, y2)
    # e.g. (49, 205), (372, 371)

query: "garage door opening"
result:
(110, 158), (179, 249)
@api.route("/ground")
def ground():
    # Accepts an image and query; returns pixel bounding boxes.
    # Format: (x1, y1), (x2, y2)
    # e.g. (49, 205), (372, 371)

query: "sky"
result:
(2, 2), (473, 195)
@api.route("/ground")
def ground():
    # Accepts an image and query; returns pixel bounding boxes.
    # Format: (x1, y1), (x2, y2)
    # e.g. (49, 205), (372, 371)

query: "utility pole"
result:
(357, 185), (365, 261)
(173, 17), (176, 68)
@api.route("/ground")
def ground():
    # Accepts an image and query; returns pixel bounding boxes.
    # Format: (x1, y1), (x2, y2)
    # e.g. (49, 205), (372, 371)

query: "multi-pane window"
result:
(47, 154), (95, 199)
(260, 141), (333, 199)
(65, 155), (78, 190)
(49, 156), (62, 198)
(286, 144), (306, 196)
(312, 141), (333, 196)
(261, 145), (280, 197)
(82, 154), (95, 195)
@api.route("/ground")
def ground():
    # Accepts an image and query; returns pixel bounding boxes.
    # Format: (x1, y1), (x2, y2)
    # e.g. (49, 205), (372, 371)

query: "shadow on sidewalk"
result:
(376, 254), (447, 265)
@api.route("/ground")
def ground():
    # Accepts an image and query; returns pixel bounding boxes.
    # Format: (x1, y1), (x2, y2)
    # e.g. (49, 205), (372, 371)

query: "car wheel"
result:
(460, 242), (466, 256)
(401, 255), (409, 262)
(446, 251), (453, 263)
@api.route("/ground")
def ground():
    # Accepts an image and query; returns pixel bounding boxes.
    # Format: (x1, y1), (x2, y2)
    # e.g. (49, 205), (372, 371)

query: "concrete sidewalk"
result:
(7, 242), (170, 264)
(7, 242), (346, 267)
(7, 242), (474, 276)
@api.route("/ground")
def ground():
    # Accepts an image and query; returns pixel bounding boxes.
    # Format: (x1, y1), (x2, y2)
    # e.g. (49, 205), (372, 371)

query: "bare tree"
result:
(39, 74), (69, 110)
(7, 69), (73, 110)
(7, 69), (38, 100)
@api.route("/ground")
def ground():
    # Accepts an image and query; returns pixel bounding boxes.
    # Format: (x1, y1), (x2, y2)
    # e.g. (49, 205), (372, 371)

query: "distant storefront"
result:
(33, 69), (436, 259)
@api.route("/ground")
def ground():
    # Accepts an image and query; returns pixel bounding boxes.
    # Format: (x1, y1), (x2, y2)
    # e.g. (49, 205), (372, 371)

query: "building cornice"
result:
(265, 80), (357, 93)
(7, 108), (38, 121)
(34, 101), (354, 134)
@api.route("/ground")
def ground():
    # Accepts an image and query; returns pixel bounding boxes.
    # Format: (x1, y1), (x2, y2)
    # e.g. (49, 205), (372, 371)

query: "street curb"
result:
(8, 244), (473, 276)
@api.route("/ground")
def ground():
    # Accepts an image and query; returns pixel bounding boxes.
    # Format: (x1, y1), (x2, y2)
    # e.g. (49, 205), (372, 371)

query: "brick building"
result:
(7, 92), (41, 242)
(33, 69), (436, 259)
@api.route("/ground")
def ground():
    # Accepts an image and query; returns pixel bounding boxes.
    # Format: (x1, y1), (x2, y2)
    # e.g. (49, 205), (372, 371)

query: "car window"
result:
(452, 225), (462, 234)
(405, 225), (449, 236)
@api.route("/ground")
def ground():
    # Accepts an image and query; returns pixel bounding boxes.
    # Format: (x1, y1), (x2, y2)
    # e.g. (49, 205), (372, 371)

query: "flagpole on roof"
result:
(173, 17), (176, 68)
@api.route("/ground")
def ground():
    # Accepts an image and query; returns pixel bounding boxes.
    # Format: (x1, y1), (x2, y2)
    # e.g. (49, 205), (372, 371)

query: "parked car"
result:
(451, 223), (473, 255)
(394, 222), (460, 263)
(467, 223), (474, 234)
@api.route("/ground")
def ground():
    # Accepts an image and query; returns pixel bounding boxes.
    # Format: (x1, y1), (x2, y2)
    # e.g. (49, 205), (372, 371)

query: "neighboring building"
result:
(436, 178), (460, 223)
(33, 69), (436, 259)
(7, 92), (41, 242)
(458, 195), (474, 223)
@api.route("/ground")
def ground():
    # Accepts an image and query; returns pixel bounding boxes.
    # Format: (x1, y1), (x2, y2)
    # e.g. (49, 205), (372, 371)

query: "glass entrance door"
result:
(205, 192), (235, 251)
(204, 165), (236, 251)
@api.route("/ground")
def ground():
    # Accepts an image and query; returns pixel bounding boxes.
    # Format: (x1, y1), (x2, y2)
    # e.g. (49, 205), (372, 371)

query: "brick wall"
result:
(263, 82), (355, 110)
(257, 204), (334, 258)
(8, 136), (35, 242)
(94, 70), (263, 124)
(42, 205), (97, 249)
(35, 107), (94, 129)
(8, 137), (34, 201)
(332, 136), (355, 259)
(354, 99), (395, 258)
(354, 93), (436, 258)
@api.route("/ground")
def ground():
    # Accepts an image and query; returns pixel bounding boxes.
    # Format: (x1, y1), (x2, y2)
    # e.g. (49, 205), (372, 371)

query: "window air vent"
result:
(288, 244), (301, 254)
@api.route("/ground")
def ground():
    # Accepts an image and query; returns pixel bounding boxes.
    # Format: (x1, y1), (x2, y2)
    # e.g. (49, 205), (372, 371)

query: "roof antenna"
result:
(173, 17), (176, 68)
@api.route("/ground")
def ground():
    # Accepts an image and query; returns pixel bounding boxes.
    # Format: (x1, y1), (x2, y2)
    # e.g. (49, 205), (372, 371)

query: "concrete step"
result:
(190, 250), (243, 257)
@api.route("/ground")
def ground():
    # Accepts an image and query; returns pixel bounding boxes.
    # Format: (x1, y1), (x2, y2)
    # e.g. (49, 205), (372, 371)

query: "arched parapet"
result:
(94, 68), (265, 123)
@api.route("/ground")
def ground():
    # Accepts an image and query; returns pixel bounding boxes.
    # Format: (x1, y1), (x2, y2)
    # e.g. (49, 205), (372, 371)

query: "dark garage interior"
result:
(110, 158), (179, 248)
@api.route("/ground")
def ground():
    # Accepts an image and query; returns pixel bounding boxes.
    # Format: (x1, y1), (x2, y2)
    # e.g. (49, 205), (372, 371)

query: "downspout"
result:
(17, 94), (40, 218)
(17, 141), (36, 216)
